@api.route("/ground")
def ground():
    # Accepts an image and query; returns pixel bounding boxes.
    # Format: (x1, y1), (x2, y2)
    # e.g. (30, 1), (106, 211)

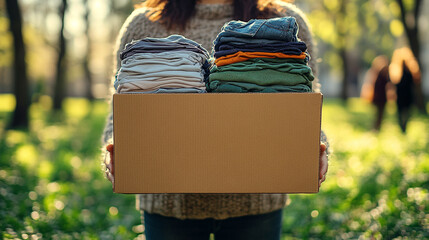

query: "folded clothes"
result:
(213, 58), (313, 76)
(119, 61), (202, 76)
(208, 17), (314, 94)
(115, 50), (209, 92)
(214, 41), (307, 58)
(117, 69), (203, 85)
(215, 57), (307, 65)
(121, 35), (209, 60)
(143, 35), (208, 54)
(118, 88), (206, 94)
(215, 51), (307, 67)
(119, 51), (210, 82)
(209, 69), (312, 88)
(207, 80), (311, 93)
(218, 41), (307, 51)
(214, 37), (294, 52)
(117, 78), (206, 93)
(213, 17), (298, 49)
(121, 51), (208, 65)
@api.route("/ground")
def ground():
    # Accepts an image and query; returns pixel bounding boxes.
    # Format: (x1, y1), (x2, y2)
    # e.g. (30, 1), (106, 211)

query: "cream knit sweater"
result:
(103, 1), (329, 220)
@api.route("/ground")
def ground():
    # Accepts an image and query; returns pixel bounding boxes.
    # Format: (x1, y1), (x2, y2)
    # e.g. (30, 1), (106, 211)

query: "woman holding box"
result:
(102, 0), (329, 239)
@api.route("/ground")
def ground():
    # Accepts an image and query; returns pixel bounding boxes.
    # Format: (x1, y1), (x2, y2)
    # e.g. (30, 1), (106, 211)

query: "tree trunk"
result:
(53, 0), (68, 110)
(340, 48), (349, 101)
(83, 0), (94, 100)
(339, 0), (349, 101)
(5, 0), (30, 128)
(396, 0), (426, 114)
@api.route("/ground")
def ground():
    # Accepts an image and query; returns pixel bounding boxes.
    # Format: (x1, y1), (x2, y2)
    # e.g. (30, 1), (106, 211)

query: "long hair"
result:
(389, 47), (421, 85)
(138, 0), (275, 30)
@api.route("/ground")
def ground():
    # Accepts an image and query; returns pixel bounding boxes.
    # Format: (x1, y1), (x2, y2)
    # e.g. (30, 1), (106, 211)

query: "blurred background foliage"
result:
(0, 0), (428, 239)
(0, 0), (428, 100)
(0, 95), (427, 239)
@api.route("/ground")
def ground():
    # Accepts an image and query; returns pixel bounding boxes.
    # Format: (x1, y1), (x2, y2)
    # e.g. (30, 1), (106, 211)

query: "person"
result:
(102, 0), (330, 239)
(360, 56), (392, 131)
(389, 47), (421, 133)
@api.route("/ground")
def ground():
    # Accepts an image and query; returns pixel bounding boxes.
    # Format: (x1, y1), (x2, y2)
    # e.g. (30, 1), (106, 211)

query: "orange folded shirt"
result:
(215, 51), (307, 67)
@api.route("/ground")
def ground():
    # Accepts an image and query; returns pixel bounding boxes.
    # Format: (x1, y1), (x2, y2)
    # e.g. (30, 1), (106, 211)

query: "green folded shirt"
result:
(209, 69), (312, 87)
(207, 80), (312, 93)
(212, 58), (312, 76)
(209, 58), (314, 87)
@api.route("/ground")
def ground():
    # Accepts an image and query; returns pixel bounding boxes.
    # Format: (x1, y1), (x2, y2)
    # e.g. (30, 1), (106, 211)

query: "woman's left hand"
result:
(319, 143), (328, 187)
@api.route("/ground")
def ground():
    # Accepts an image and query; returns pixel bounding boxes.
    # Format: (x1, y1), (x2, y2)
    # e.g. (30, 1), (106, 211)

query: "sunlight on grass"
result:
(39, 95), (53, 111)
(63, 98), (91, 119)
(5, 130), (28, 146)
(1, 97), (427, 239)
(0, 94), (15, 112)
(38, 160), (53, 179)
(15, 144), (38, 168)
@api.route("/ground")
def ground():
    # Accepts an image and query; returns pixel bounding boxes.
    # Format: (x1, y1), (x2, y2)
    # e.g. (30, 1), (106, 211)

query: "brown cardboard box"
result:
(113, 92), (322, 194)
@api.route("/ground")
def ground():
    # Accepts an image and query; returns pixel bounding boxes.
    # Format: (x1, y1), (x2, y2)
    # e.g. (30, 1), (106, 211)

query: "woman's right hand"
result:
(105, 144), (115, 184)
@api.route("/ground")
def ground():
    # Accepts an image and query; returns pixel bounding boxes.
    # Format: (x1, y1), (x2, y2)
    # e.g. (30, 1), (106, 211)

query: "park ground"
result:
(0, 94), (428, 239)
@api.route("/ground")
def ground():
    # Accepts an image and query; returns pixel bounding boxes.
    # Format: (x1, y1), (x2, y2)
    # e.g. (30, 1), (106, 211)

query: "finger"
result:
(321, 173), (326, 183)
(106, 144), (114, 153)
(319, 174), (326, 187)
(320, 143), (326, 155)
(319, 154), (328, 179)
(105, 146), (115, 176)
(109, 161), (114, 175)
(320, 160), (328, 177)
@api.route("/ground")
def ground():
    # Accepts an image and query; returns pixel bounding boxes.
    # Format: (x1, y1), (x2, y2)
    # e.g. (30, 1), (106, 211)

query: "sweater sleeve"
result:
(101, 8), (155, 147)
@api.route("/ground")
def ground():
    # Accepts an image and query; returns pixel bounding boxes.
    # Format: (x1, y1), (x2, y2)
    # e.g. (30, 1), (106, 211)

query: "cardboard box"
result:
(113, 92), (322, 194)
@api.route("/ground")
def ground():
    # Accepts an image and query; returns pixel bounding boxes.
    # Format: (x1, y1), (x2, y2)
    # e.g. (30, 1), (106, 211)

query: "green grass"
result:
(0, 94), (428, 239)
(282, 99), (428, 239)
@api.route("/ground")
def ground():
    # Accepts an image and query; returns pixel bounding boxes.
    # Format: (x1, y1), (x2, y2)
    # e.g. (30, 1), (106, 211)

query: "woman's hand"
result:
(105, 144), (115, 184)
(319, 143), (328, 187)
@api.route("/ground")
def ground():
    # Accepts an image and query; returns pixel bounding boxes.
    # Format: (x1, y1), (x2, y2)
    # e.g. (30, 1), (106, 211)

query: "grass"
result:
(0, 94), (428, 239)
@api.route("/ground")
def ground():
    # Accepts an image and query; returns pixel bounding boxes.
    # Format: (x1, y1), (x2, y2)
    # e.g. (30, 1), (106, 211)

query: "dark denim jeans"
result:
(143, 208), (283, 240)
(213, 17), (298, 50)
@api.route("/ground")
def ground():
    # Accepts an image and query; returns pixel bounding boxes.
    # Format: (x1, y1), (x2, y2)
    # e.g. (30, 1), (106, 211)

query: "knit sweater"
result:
(102, 1), (329, 220)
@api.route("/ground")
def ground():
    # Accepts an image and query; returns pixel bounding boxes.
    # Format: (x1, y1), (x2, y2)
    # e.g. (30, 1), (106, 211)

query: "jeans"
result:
(214, 37), (291, 52)
(219, 41), (307, 51)
(213, 17), (298, 50)
(143, 208), (284, 240)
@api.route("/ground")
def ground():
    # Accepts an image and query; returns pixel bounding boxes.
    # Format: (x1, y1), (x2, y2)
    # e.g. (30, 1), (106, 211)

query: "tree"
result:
(337, 0), (350, 101)
(306, 0), (400, 98)
(53, 0), (68, 110)
(307, 0), (365, 100)
(5, 0), (30, 128)
(395, 0), (426, 114)
(83, 0), (94, 100)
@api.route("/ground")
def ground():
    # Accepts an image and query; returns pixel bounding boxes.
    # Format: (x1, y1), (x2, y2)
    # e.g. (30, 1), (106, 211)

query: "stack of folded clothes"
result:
(115, 35), (210, 93)
(208, 17), (314, 93)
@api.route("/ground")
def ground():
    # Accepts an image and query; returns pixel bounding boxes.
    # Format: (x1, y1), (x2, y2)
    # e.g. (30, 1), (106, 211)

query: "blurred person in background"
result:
(389, 47), (421, 133)
(361, 55), (393, 131)
(102, 0), (330, 239)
